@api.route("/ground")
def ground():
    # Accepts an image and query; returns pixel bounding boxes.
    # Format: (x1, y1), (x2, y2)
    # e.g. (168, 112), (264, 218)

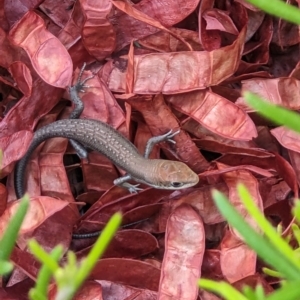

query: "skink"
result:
(14, 66), (199, 239)
(14, 117), (199, 198)
(14, 68), (199, 199)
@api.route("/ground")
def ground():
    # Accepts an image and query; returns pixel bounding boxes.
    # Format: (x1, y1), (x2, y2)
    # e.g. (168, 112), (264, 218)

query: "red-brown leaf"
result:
(158, 204), (205, 299)
(9, 11), (72, 88)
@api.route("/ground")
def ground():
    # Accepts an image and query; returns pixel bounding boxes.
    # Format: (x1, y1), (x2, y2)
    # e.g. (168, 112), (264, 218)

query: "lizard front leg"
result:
(113, 130), (180, 192)
(68, 63), (94, 159)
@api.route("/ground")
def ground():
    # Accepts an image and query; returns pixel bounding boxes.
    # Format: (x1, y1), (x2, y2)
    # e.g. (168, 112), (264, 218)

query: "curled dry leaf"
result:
(239, 15), (273, 74)
(138, 28), (203, 53)
(289, 150), (300, 188)
(203, 9), (239, 35)
(245, 10), (265, 42)
(198, 0), (220, 50)
(127, 94), (209, 173)
(75, 229), (159, 259)
(271, 126), (300, 153)
(191, 127), (267, 155)
(76, 70), (127, 130)
(217, 162), (264, 233)
(20, 205), (78, 252)
(0, 183), (7, 217)
(0, 196), (69, 238)
(56, 0), (85, 49)
(217, 163), (262, 281)
(73, 281), (103, 300)
(0, 77), (63, 137)
(80, 0), (116, 60)
(0, 27), (20, 68)
(96, 280), (157, 299)
(134, 123), (161, 159)
(122, 203), (163, 225)
(0, 130), (33, 178)
(220, 230), (257, 283)
(199, 0), (246, 51)
(271, 128), (300, 196)
(8, 62), (32, 97)
(271, 126), (300, 198)
(102, 26), (246, 94)
(39, 0), (73, 28)
(9, 11), (72, 88)
(232, 274), (274, 295)
(10, 247), (40, 281)
(199, 165), (273, 179)
(272, 17), (300, 49)
(39, 137), (75, 203)
(167, 90), (257, 141)
(111, 0), (200, 51)
(156, 183), (229, 228)
(74, 188), (171, 234)
(158, 204), (205, 300)
(90, 258), (161, 291)
(237, 77), (300, 110)
(112, 0), (192, 51)
(264, 200), (294, 235)
(82, 153), (118, 192)
(272, 151), (299, 198)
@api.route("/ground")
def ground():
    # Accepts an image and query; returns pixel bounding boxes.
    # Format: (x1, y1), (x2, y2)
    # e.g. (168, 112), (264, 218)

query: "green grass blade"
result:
(75, 212), (122, 286)
(0, 260), (13, 275)
(242, 285), (265, 300)
(212, 190), (300, 280)
(292, 201), (300, 223)
(237, 184), (300, 269)
(266, 281), (300, 300)
(53, 212), (122, 300)
(244, 92), (300, 134)
(29, 245), (63, 300)
(291, 224), (300, 247)
(28, 239), (60, 273)
(29, 289), (47, 300)
(263, 267), (281, 278)
(244, 0), (300, 25)
(199, 279), (248, 300)
(0, 195), (29, 261)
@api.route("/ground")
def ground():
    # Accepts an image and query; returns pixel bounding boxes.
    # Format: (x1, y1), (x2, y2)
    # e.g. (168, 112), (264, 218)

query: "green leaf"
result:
(243, 285), (266, 300)
(291, 224), (300, 248)
(28, 239), (61, 273)
(237, 184), (300, 270)
(212, 190), (300, 280)
(29, 245), (63, 300)
(263, 267), (281, 278)
(254, 285), (265, 300)
(244, 0), (300, 25)
(243, 92), (300, 134)
(54, 212), (122, 300)
(199, 279), (248, 300)
(0, 260), (13, 275)
(28, 289), (47, 300)
(266, 281), (300, 300)
(74, 212), (122, 286)
(292, 201), (300, 224)
(0, 195), (29, 262)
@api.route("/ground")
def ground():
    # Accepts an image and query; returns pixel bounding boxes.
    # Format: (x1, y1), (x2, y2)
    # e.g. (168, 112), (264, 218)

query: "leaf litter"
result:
(0, 0), (299, 299)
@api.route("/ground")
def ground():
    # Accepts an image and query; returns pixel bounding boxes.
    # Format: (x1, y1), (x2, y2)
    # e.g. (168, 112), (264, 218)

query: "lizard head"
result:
(147, 160), (199, 190)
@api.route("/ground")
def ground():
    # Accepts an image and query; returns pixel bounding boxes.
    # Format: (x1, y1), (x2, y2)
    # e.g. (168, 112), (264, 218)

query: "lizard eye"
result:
(171, 182), (184, 188)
